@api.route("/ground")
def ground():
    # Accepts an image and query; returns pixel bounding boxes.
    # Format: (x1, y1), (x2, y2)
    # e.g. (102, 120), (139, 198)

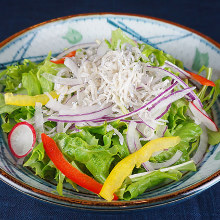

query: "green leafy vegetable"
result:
(22, 72), (42, 96)
(117, 160), (196, 200)
(111, 28), (136, 50)
(207, 129), (220, 145)
(53, 133), (118, 184)
(150, 119), (202, 164)
(120, 170), (182, 200)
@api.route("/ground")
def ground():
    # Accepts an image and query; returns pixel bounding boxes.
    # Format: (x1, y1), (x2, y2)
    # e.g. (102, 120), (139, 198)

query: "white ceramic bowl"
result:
(0, 13), (219, 211)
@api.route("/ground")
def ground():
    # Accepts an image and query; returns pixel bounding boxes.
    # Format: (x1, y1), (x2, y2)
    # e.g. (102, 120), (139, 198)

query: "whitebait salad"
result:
(0, 29), (220, 201)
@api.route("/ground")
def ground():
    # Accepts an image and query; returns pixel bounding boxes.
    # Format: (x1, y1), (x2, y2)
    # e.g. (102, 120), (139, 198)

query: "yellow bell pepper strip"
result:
(99, 136), (181, 202)
(4, 91), (59, 106)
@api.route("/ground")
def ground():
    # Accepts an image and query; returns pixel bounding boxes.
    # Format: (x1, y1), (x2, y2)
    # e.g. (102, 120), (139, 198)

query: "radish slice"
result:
(8, 122), (36, 158)
(189, 101), (218, 131)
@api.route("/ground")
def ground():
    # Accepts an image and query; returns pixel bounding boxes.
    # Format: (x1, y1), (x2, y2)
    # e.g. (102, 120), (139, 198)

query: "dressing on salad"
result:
(0, 29), (220, 201)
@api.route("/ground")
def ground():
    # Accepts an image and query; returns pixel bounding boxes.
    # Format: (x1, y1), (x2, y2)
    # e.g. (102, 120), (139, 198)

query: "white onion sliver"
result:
(42, 72), (82, 86)
(48, 105), (113, 122)
(34, 102), (44, 142)
(64, 58), (81, 79)
(45, 96), (71, 112)
(63, 123), (73, 133)
(192, 124), (208, 164)
(145, 66), (203, 108)
(164, 60), (190, 78)
(142, 161), (155, 171)
(97, 41), (110, 57)
(106, 125), (124, 145)
(57, 122), (64, 133)
(148, 150), (183, 170)
(55, 42), (97, 60)
(157, 125), (168, 138)
(59, 103), (112, 116)
(126, 121), (138, 153)
(149, 87), (195, 113)
(129, 160), (194, 179)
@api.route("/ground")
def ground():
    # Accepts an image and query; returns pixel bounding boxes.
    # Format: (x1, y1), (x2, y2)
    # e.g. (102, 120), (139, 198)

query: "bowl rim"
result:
(0, 12), (219, 210)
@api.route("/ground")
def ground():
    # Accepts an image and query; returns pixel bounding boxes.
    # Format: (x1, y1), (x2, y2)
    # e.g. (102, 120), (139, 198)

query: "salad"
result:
(0, 29), (220, 201)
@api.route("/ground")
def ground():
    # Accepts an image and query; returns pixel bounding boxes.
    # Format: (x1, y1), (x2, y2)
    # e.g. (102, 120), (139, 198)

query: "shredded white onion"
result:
(34, 102), (44, 142)
(106, 124), (124, 145)
(148, 150), (183, 170)
(192, 124), (208, 164)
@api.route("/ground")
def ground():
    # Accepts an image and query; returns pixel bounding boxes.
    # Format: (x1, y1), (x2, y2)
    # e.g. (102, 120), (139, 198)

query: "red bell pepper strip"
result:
(65, 50), (76, 57)
(185, 70), (216, 87)
(50, 58), (65, 64)
(41, 133), (118, 200)
(50, 50), (76, 64)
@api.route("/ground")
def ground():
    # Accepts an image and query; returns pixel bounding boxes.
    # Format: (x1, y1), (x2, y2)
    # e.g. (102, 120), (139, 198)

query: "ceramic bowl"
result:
(0, 13), (219, 211)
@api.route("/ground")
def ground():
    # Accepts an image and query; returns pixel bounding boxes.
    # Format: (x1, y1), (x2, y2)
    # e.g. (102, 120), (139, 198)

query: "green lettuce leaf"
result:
(207, 129), (220, 145)
(150, 120), (202, 164)
(120, 170), (182, 200)
(140, 43), (184, 67)
(22, 71), (42, 96)
(167, 99), (188, 132)
(0, 93), (20, 115)
(37, 60), (64, 93)
(24, 143), (50, 178)
(0, 59), (38, 93)
(111, 28), (136, 50)
(53, 133), (118, 184)
(118, 160), (196, 200)
(1, 93), (35, 132)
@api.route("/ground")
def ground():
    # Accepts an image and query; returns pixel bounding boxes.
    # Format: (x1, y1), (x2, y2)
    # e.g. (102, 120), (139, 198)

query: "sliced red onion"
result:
(192, 124), (208, 164)
(63, 123), (73, 133)
(145, 66), (203, 108)
(155, 125), (168, 138)
(136, 125), (147, 138)
(147, 150), (183, 170)
(155, 104), (171, 120)
(59, 103), (112, 116)
(41, 72), (82, 86)
(48, 104), (112, 122)
(54, 42), (97, 60)
(149, 87), (195, 112)
(56, 81), (176, 125)
(94, 82), (177, 123)
(162, 126), (168, 136)
(120, 119), (144, 124)
(189, 101), (218, 131)
(164, 60), (190, 78)
(64, 94), (77, 106)
(142, 161), (155, 171)
(138, 113), (156, 130)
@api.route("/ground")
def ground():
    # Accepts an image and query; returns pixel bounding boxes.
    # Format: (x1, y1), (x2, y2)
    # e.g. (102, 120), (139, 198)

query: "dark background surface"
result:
(0, 0), (219, 219)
